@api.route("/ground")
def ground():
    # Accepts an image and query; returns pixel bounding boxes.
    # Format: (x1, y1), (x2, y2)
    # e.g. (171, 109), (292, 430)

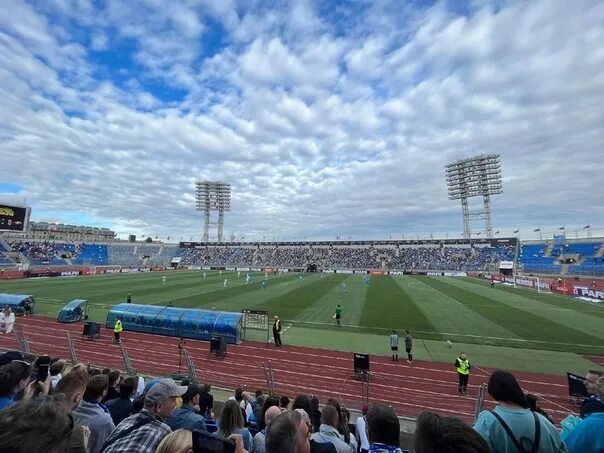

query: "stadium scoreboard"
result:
(0, 204), (30, 231)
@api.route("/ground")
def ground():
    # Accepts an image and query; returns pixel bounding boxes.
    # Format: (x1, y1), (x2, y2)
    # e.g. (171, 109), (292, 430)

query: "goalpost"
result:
(516, 275), (552, 294)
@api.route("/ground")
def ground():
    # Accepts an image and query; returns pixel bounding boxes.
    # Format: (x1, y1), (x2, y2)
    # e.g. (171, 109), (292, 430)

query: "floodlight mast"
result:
(445, 154), (502, 239)
(195, 181), (231, 242)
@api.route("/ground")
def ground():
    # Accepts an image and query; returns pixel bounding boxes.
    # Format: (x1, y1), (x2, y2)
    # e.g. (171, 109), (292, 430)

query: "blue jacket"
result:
(166, 404), (207, 432)
(105, 396), (133, 426)
(72, 400), (115, 453)
(0, 394), (15, 411)
(562, 412), (604, 453)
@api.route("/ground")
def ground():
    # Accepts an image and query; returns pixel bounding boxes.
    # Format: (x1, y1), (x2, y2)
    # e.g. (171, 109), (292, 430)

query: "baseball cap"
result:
(145, 378), (187, 403)
(0, 351), (24, 367)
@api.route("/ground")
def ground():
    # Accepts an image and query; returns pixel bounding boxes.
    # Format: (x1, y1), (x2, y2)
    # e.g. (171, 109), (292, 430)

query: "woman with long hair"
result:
(216, 399), (252, 451)
(474, 370), (566, 452)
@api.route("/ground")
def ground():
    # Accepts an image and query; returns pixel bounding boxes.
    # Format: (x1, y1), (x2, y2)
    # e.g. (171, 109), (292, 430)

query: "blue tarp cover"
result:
(106, 303), (242, 344)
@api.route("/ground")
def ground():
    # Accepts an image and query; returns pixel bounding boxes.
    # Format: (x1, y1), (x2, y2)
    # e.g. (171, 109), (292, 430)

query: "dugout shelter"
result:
(58, 299), (88, 323)
(106, 303), (242, 344)
(0, 293), (34, 315)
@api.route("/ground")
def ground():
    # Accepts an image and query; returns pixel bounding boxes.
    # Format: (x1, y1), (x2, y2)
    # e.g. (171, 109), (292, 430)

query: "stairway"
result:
(544, 241), (554, 257)
(560, 263), (569, 275)
(595, 243), (604, 258)
(0, 235), (11, 252)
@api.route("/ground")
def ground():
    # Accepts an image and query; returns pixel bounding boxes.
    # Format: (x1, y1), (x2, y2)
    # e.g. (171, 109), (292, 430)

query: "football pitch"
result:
(1, 271), (603, 376)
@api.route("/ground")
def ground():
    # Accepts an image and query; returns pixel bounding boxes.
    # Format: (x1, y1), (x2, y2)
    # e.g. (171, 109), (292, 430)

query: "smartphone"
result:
(31, 355), (51, 382)
(192, 431), (236, 453)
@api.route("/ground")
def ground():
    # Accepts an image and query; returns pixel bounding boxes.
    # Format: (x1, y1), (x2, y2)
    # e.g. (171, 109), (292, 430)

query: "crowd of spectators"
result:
(7, 240), (81, 264)
(175, 243), (514, 271)
(0, 347), (602, 453)
(3, 238), (516, 272)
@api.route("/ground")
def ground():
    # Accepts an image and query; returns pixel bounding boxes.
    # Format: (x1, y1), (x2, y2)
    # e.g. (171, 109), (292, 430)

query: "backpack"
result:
(490, 411), (540, 453)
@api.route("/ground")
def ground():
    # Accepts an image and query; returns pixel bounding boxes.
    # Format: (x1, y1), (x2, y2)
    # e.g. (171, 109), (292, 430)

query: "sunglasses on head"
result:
(11, 359), (31, 366)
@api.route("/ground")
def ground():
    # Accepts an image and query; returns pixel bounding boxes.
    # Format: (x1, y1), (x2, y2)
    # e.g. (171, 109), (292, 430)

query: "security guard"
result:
(273, 315), (282, 347)
(114, 317), (123, 343)
(127, 292), (132, 304)
(455, 352), (471, 395)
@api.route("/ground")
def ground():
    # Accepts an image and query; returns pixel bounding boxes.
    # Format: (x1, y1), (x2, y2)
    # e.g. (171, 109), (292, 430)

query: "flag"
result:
(190, 236), (193, 240)
(513, 230), (519, 234)
(476, 232), (481, 236)
(155, 235), (158, 239)
(533, 228), (540, 232)
(495, 231), (500, 234)
(559, 226), (565, 230)
(584, 225), (591, 229)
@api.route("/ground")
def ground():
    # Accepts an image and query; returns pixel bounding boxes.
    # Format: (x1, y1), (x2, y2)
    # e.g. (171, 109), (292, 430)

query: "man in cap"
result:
(101, 378), (186, 453)
(166, 383), (207, 432)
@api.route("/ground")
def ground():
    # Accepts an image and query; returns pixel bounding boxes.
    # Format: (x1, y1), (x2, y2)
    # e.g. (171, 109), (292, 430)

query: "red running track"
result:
(0, 316), (576, 423)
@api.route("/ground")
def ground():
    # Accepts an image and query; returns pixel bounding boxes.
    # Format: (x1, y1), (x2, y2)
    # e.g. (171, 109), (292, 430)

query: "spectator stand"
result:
(65, 331), (79, 365)
(12, 327), (30, 354)
(118, 340), (137, 375)
(183, 348), (199, 384)
(57, 299), (88, 323)
(263, 360), (276, 395)
(241, 309), (270, 346)
(473, 384), (487, 422)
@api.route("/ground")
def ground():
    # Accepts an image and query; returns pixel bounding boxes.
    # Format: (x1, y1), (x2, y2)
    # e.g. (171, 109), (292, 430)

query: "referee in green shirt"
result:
(334, 304), (342, 327)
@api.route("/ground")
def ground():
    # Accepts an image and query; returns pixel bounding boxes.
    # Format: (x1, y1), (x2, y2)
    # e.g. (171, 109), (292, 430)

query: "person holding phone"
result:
(0, 359), (50, 410)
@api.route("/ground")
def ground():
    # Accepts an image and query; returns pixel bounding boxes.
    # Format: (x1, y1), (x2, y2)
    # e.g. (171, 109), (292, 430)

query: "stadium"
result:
(1, 2), (603, 452)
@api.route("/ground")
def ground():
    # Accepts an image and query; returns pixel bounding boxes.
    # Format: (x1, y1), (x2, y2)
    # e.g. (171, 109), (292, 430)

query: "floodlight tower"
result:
(445, 154), (502, 239)
(195, 181), (231, 242)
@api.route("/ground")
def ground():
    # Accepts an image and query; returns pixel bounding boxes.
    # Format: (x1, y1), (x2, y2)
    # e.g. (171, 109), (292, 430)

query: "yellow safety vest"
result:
(457, 358), (470, 375)
(114, 320), (123, 333)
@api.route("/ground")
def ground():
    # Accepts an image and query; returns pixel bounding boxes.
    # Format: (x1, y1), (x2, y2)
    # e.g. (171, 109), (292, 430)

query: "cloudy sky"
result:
(1, 0), (603, 241)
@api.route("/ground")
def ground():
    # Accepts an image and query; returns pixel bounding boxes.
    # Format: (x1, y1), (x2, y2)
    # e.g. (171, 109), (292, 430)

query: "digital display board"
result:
(0, 205), (30, 231)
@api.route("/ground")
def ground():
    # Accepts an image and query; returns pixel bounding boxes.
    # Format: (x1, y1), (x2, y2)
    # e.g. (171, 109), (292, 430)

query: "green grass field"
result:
(2, 271), (603, 375)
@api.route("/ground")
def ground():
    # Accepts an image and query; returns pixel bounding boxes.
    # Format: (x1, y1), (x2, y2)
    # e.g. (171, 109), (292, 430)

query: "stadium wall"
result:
(471, 272), (604, 302)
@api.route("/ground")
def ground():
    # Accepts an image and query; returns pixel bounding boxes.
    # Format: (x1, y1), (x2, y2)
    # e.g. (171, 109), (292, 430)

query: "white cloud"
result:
(0, 0), (603, 241)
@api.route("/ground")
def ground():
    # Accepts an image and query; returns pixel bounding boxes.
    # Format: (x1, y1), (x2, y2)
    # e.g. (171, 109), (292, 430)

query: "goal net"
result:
(241, 309), (270, 346)
(515, 275), (552, 294)
(91, 265), (122, 275)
